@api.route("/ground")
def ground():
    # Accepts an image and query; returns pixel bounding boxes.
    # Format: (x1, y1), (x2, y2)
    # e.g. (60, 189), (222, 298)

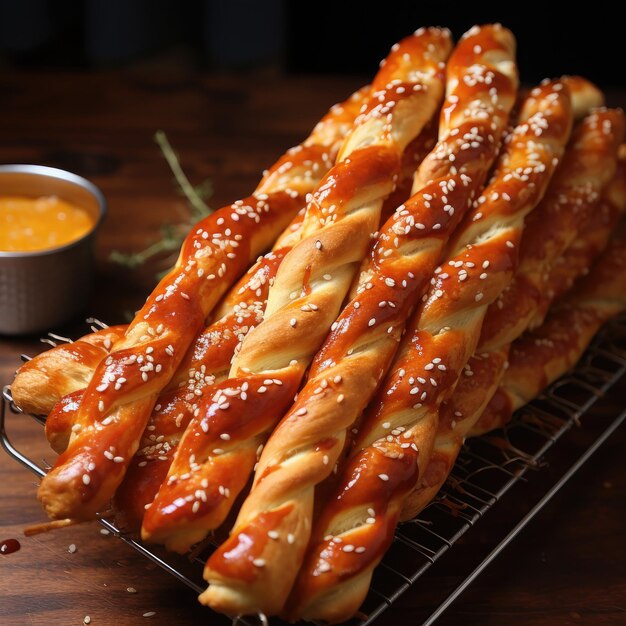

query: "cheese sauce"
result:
(0, 196), (94, 252)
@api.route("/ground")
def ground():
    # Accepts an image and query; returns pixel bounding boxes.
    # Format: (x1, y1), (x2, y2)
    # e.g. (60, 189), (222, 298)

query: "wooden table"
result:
(1, 71), (624, 626)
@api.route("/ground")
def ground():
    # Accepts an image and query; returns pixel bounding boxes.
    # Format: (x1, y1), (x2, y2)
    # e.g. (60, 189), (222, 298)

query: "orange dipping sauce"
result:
(0, 195), (95, 252)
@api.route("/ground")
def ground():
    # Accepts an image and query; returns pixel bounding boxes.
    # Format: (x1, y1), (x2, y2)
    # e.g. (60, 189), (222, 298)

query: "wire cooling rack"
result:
(2, 314), (626, 626)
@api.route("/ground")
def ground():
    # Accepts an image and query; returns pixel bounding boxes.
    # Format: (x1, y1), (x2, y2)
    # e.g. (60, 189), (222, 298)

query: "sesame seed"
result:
(287, 533), (295, 544)
(68, 544), (77, 553)
(268, 530), (279, 540)
(378, 473), (390, 481)
(143, 612), (156, 618)
(337, 394), (345, 403)
(253, 558), (266, 567)
(82, 474), (91, 485)
(98, 400), (105, 412)
(83, 617), (91, 625)
(368, 318), (376, 327)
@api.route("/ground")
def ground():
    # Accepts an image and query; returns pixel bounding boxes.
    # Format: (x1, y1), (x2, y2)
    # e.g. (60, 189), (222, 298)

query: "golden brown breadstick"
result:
(36, 84), (369, 522)
(142, 27), (453, 563)
(11, 326), (126, 416)
(480, 223), (626, 427)
(204, 23), (519, 619)
(404, 107), (624, 519)
(32, 122), (437, 455)
(439, 130), (622, 450)
(42, 208), (306, 455)
(469, 148), (626, 434)
(288, 75), (572, 623)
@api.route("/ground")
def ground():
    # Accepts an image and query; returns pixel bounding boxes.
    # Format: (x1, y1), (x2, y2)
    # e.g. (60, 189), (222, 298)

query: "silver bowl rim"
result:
(0, 164), (107, 259)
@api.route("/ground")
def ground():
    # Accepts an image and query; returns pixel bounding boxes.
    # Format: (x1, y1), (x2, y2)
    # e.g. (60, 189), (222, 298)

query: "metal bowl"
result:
(0, 165), (106, 335)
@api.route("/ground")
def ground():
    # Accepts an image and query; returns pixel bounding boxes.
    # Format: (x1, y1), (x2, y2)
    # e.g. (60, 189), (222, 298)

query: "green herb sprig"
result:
(109, 131), (213, 277)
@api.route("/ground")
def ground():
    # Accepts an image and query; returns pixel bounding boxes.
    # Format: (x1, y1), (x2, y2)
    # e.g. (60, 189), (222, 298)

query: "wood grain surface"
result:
(0, 71), (624, 626)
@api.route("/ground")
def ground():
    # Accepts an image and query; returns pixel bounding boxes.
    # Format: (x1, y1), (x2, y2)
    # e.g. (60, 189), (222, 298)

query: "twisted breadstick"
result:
(470, 148), (626, 434)
(562, 75), (604, 119)
(530, 145), (626, 325)
(41, 128), (439, 532)
(478, 108), (625, 352)
(405, 107), (625, 518)
(43, 210), (305, 451)
(142, 27), (452, 563)
(481, 223), (626, 427)
(417, 88), (610, 455)
(11, 325), (125, 417)
(202, 24), (518, 619)
(36, 86), (369, 522)
(31, 124), (435, 452)
(114, 124), (444, 529)
(288, 77), (573, 623)
(112, 245), (293, 528)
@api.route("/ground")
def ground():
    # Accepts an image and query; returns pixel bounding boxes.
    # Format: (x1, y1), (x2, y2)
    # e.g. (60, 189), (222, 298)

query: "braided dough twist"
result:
(34, 118), (438, 533)
(43, 210), (306, 449)
(202, 23), (518, 619)
(140, 31), (453, 612)
(36, 85), (368, 521)
(433, 81), (608, 454)
(478, 108), (625, 352)
(530, 145), (626, 326)
(11, 325), (125, 418)
(470, 148), (626, 433)
(18, 123), (433, 445)
(287, 77), (574, 623)
(111, 244), (292, 528)
(143, 26), (452, 558)
(35, 125), (436, 464)
(407, 107), (625, 518)
(481, 223), (626, 426)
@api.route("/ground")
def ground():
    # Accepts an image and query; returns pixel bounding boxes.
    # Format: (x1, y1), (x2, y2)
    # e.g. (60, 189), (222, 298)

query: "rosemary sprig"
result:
(109, 130), (213, 276)
(154, 130), (212, 219)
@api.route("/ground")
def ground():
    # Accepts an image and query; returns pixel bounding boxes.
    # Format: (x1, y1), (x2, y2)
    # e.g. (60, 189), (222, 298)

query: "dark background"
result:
(0, 0), (623, 87)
